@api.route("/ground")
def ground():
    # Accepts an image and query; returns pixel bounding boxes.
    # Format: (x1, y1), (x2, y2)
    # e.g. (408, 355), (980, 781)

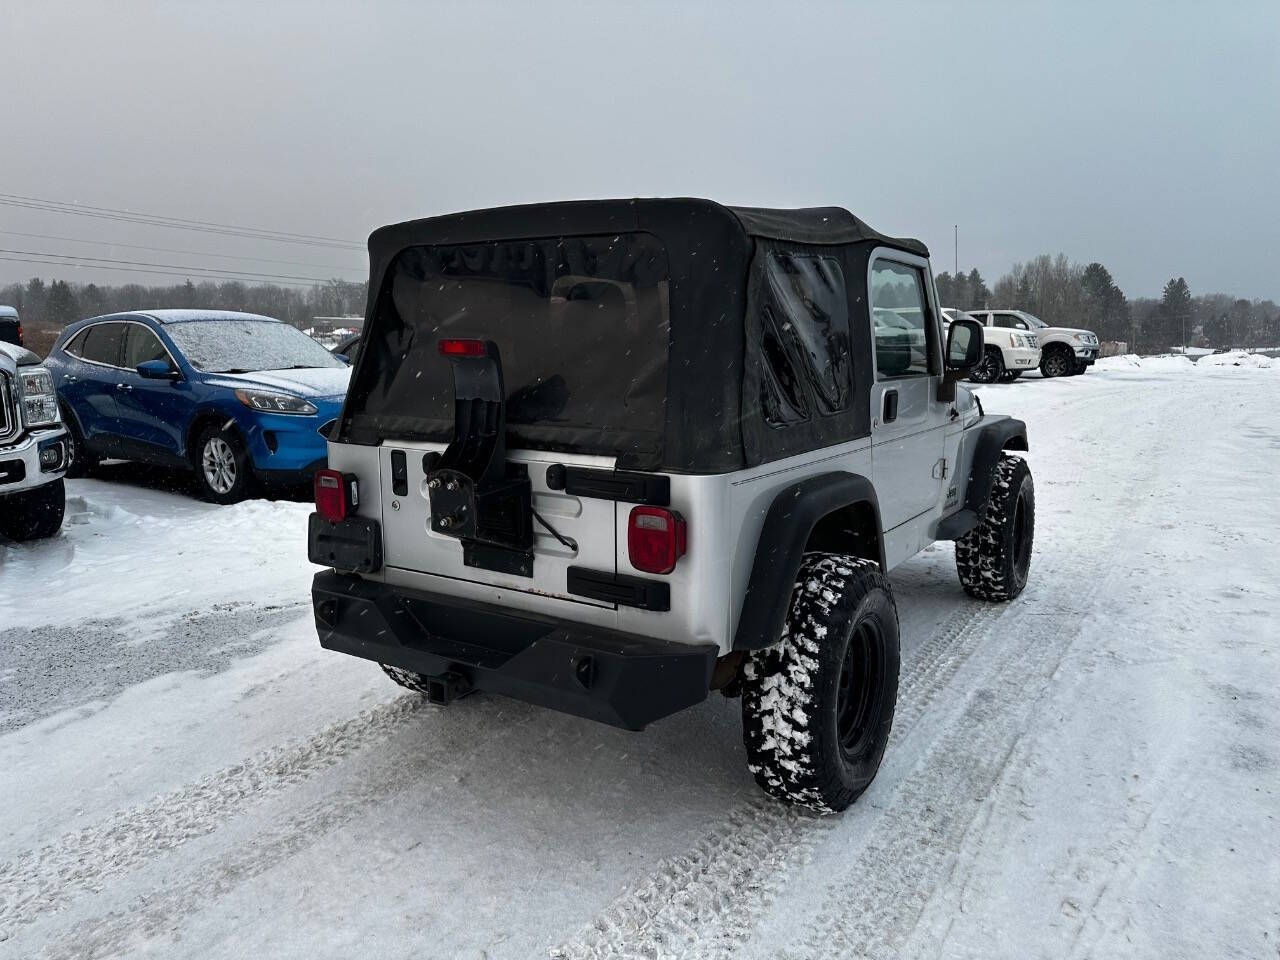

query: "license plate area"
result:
(380, 443), (617, 606)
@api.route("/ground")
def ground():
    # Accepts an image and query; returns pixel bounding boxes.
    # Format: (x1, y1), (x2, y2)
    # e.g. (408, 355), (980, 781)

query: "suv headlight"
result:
(234, 389), (318, 416)
(18, 367), (61, 428)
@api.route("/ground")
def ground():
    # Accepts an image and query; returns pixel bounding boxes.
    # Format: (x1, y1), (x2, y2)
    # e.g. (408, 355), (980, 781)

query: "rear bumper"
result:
(311, 570), (717, 730)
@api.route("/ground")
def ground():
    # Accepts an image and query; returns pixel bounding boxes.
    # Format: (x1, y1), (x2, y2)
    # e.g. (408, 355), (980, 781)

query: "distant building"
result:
(308, 315), (364, 336)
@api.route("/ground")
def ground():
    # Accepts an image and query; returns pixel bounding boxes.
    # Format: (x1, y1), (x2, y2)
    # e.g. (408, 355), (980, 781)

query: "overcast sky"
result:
(3, 1), (1277, 300)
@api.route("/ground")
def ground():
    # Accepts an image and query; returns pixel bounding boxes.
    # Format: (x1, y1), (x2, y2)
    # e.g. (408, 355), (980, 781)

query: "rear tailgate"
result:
(379, 441), (616, 606)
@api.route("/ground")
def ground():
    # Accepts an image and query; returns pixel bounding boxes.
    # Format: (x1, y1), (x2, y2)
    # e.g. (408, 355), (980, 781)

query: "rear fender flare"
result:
(732, 471), (884, 652)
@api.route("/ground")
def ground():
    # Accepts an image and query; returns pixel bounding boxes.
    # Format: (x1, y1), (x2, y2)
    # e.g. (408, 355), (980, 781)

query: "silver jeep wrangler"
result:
(309, 199), (1035, 812)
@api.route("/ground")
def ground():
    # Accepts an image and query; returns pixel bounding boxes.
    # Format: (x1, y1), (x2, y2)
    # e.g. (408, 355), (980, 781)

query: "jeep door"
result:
(867, 253), (945, 531)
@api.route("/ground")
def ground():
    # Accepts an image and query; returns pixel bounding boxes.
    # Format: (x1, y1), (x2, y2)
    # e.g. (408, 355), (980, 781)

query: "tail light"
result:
(628, 506), (687, 575)
(315, 469), (358, 522)
(438, 338), (487, 357)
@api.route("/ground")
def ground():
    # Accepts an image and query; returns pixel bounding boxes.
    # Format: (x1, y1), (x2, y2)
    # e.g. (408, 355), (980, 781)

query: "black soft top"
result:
(345, 199), (932, 473)
(368, 198), (927, 264)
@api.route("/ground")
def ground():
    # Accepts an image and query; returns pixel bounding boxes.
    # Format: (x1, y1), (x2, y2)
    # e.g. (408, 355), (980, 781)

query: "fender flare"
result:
(732, 471), (884, 651)
(935, 416), (1029, 540)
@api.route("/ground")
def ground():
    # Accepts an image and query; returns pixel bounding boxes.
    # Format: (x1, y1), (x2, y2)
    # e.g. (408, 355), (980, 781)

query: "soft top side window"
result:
(761, 252), (851, 420)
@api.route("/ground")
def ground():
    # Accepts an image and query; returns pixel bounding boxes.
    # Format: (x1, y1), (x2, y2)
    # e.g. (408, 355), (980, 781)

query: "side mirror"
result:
(946, 318), (984, 370)
(137, 359), (181, 380)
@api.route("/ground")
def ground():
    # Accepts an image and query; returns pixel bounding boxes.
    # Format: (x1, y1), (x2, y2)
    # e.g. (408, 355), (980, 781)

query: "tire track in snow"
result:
(0, 693), (428, 933)
(25, 704), (541, 960)
(547, 594), (1018, 960)
(549, 799), (833, 960)
(551, 382), (1166, 960)
(774, 392), (1178, 960)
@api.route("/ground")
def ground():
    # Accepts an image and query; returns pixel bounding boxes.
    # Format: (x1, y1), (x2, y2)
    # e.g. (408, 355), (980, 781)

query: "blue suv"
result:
(46, 310), (350, 503)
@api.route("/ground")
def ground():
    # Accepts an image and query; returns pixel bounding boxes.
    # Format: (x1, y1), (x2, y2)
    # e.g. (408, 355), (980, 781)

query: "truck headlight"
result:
(234, 389), (317, 416)
(18, 367), (61, 428)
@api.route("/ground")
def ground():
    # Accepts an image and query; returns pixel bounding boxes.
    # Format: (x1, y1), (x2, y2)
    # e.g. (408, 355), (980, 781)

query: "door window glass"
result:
(123, 324), (170, 368)
(63, 329), (89, 358)
(870, 261), (932, 378)
(80, 322), (126, 367)
(992, 314), (1014, 328)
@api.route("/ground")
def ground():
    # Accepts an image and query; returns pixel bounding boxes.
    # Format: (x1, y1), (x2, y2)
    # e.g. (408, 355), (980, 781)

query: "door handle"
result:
(115, 383), (133, 391)
(882, 389), (898, 424)
(64, 375), (77, 383)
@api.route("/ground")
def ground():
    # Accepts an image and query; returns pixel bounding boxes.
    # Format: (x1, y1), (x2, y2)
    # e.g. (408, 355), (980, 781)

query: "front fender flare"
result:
(935, 416), (1029, 540)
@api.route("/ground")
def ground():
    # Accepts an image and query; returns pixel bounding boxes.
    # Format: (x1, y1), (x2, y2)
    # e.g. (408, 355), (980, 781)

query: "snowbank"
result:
(1094, 353), (1196, 372)
(1199, 350), (1275, 370)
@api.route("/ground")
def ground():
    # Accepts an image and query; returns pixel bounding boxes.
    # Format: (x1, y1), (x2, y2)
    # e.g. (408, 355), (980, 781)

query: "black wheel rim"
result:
(837, 620), (883, 762)
(1045, 353), (1068, 377)
(973, 351), (998, 382)
(1012, 487), (1031, 580)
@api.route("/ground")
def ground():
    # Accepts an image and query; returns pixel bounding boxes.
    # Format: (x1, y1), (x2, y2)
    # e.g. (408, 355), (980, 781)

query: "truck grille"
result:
(0, 372), (17, 444)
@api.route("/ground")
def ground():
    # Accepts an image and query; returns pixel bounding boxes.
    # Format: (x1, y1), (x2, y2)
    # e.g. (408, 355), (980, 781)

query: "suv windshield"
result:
(345, 232), (670, 456)
(1021, 313), (1047, 329)
(166, 319), (346, 373)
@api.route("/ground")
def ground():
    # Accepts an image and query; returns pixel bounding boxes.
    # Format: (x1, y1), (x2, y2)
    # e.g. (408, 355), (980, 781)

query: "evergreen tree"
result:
(44, 280), (81, 328)
(1159, 277), (1192, 349)
(81, 283), (108, 318)
(966, 269), (990, 310)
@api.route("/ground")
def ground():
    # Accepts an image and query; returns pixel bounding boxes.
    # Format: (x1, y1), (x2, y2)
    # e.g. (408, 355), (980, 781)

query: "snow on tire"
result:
(955, 454), (1035, 601)
(741, 553), (901, 814)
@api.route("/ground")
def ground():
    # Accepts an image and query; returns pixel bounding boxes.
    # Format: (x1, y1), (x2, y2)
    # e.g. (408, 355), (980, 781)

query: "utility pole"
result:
(954, 224), (958, 277)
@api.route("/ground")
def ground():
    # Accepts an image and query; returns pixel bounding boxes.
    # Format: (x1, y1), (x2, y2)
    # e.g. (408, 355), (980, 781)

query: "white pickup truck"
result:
(0, 342), (69, 541)
(967, 309), (1100, 377)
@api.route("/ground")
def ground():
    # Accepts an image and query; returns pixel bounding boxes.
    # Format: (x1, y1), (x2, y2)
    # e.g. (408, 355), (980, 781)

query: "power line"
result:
(0, 191), (362, 246)
(0, 247), (346, 284)
(0, 194), (364, 250)
(0, 254), (330, 288)
(0, 229), (364, 275)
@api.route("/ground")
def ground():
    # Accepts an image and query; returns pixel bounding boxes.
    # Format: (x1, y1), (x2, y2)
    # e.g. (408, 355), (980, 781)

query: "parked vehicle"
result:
(0, 340), (69, 541)
(308, 199), (1035, 813)
(46, 310), (350, 503)
(942, 307), (1040, 383)
(0, 306), (22, 347)
(967, 309), (1099, 377)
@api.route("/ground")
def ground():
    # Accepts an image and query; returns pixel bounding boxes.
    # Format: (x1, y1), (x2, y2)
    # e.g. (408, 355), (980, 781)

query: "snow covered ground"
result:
(2, 360), (1278, 959)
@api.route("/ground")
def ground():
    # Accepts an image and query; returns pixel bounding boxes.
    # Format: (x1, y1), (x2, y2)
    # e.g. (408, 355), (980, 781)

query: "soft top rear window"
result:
(343, 232), (670, 459)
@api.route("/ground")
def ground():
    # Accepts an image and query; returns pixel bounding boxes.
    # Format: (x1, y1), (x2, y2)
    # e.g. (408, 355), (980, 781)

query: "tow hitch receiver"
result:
(426, 338), (534, 576)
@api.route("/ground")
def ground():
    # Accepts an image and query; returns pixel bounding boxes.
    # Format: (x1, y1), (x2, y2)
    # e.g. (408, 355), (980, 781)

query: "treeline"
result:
(0, 277), (368, 355)
(4, 261), (1278, 359)
(937, 255), (1280, 352)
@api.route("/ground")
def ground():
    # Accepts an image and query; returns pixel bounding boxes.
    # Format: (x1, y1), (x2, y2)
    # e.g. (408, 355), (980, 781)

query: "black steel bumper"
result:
(311, 570), (717, 730)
